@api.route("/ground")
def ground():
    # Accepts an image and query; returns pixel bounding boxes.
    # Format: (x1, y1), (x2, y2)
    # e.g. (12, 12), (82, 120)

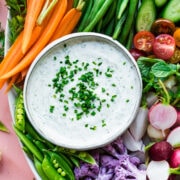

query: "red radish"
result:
(172, 110), (180, 128)
(147, 124), (169, 141)
(147, 160), (180, 180)
(167, 127), (180, 147)
(146, 160), (170, 180)
(169, 148), (180, 168)
(148, 141), (173, 161)
(148, 103), (177, 135)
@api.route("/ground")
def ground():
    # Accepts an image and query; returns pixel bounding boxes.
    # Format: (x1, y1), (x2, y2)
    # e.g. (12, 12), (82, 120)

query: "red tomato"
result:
(133, 31), (155, 52)
(129, 48), (146, 60)
(153, 34), (175, 60)
(151, 18), (176, 36)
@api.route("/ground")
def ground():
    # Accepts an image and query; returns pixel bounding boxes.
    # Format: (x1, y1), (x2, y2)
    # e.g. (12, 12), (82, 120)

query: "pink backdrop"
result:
(0, 1), (34, 179)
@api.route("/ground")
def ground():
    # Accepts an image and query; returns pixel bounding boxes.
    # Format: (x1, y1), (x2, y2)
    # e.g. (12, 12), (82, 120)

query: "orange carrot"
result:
(0, 25), (44, 89)
(0, 0), (68, 81)
(22, 0), (45, 54)
(5, 73), (20, 93)
(50, 1), (84, 42)
(21, 66), (30, 78)
(67, 0), (74, 11)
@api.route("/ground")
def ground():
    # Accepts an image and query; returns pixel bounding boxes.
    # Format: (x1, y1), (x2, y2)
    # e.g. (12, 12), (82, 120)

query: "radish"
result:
(0, 151), (1, 162)
(146, 91), (158, 108)
(147, 124), (169, 141)
(129, 107), (148, 141)
(167, 126), (180, 147)
(169, 148), (180, 168)
(148, 103), (177, 136)
(172, 110), (180, 128)
(148, 141), (173, 161)
(146, 160), (180, 180)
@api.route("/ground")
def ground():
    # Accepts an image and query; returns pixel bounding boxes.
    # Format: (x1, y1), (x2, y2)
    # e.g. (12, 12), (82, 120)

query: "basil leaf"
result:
(151, 62), (177, 78)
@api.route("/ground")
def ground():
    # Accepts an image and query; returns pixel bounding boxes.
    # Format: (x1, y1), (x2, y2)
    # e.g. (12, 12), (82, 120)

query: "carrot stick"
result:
(0, 0), (68, 81)
(50, 0), (84, 42)
(21, 66), (30, 78)
(67, 0), (74, 11)
(22, 0), (45, 54)
(0, 25), (44, 89)
(5, 73), (20, 93)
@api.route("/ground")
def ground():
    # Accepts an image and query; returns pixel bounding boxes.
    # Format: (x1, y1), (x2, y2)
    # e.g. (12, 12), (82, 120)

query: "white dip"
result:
(24, 33), (142, 150)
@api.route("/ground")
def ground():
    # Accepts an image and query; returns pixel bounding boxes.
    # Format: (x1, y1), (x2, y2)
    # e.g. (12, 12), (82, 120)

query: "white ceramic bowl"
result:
(23, 32), (142, 150)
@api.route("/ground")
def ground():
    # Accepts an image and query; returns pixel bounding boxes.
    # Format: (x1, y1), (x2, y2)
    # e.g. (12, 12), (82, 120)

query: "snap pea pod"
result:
(57, 147), (96, 165)
(42, 155), (66, 180)
(14, 90), (25, 132)
(45, 150), (75, 180)
(14, 126), (44, 162)
(34, 156), (49, 180)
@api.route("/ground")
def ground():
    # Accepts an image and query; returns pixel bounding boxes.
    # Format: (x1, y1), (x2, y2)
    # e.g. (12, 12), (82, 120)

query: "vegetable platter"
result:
(1, 0), (180, 179)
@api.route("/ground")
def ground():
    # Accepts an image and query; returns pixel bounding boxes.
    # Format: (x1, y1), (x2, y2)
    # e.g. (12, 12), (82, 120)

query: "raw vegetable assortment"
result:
(1, 0), (180, 179)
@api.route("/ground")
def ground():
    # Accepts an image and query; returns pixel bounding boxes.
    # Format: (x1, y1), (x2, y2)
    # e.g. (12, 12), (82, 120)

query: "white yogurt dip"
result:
(24, 33), (142, 150)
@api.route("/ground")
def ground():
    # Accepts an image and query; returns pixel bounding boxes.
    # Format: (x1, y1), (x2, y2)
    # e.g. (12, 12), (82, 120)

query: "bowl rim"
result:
(23, 32), (143, 150)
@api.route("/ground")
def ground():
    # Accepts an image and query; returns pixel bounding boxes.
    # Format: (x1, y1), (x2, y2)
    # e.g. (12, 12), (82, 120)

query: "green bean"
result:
(83, 0), (114, 32)
(104, 18), (115, 36)
(101, 0), (117, 28)
(77, 0), (94, 31)
(112, 9), (128, 40)
(14, 91), (25, 132)
(125, 25), (134, 50)
(34, 156), (49, 180)
(95, 19), (103, 33)
(42, 155), (66, 180)
(117, 0), (129, 19)
(45, 150), (75, 180)
(119, 0), (139, 45)
(14, 126), (43, 162)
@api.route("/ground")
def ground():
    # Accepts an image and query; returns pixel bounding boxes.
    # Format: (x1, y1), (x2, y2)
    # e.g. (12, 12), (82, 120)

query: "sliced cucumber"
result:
(161, 0), (180, 23)
(154, 0), (168, 8)
(136, 0), (157, 32)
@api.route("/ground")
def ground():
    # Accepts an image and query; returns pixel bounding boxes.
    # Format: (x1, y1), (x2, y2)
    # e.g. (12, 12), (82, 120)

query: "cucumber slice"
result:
(161, 0), (180, 23)
(136, 0), (156, 32)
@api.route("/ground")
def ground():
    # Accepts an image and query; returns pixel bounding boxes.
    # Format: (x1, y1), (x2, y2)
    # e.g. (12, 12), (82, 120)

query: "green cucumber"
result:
(136, 0), (156, 32)
(161, 0), (180, 23)
(154, 0), (168, 8)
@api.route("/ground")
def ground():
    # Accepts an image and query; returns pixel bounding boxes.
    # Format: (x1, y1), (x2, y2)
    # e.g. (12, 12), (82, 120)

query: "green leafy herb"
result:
(0, 121), (9, 133)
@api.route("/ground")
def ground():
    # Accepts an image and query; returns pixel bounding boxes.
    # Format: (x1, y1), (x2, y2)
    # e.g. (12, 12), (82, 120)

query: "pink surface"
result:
(0, 1), (34, 179)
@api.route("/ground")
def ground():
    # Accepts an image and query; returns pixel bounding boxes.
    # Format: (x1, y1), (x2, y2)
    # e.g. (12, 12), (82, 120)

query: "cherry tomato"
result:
(169, 47), (180, 63)
(151, 18), (176, 36)
(129, 48), (146, 60)
(133, 31), (155, 52)
(173, 28), (180, 47)
(153, 34), (175, 60)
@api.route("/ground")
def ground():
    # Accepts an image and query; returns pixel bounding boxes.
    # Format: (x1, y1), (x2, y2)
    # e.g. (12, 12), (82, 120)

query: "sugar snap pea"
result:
(14, 126), (43, 162)
(45, 150), (75, 180)
(42, 154), (66, 180)
(14, 90), (25, 132)
(34, 156), (49, 180)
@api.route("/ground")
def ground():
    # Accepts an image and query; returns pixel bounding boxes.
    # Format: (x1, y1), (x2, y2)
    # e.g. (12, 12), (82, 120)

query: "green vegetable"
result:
(0, 23), (5, 62)
(136, 0), (156, 32)
(154, 0), (168, 7)
(119, 0), (139, 45)
(116, 0), (129, 20)
(82, 0), (113, 32)
(5, 0), (26, 44)
(34, 156), (49, 180)
(0, 121), (9, 133)
(161, 0), (180, 23)
(14, 126), (43, 162)
(14, 90), (26, 132)
(42, 154), (66, 180)
(45, 151), (75, 180)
